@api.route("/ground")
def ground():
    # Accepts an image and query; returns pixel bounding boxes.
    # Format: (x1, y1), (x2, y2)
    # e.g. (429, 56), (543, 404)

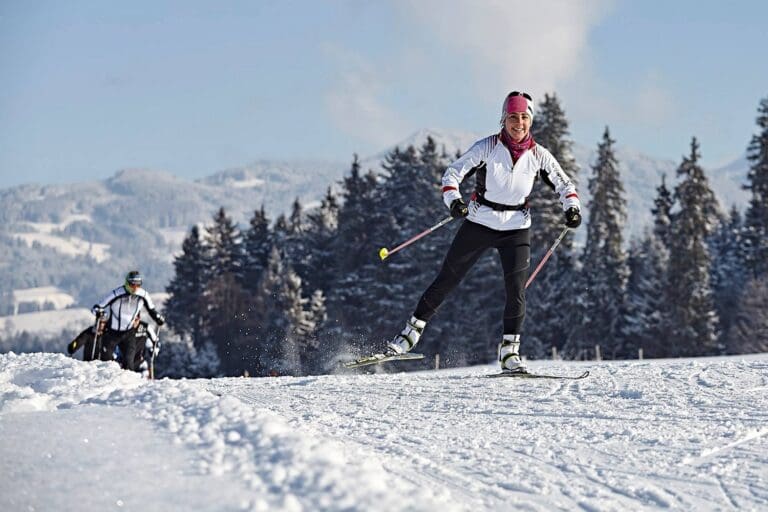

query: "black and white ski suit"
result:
(414, 133), (580, 335)
(92, 286), (163, 370)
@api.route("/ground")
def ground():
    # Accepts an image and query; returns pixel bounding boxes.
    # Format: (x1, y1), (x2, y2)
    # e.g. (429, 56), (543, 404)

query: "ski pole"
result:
(90, 312), (104, 361)
(150, 326), (161, 380)
(379, 215), (454, 261)
(525, 227), (570, 289)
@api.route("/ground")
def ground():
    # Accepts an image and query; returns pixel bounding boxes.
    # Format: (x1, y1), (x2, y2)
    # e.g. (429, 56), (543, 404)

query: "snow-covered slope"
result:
(2, 352), (767, 511)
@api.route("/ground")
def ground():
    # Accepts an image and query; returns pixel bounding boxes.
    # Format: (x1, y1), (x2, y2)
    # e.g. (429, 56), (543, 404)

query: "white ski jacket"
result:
(93, 286), (163, 332)
(441, 134), (580, 231)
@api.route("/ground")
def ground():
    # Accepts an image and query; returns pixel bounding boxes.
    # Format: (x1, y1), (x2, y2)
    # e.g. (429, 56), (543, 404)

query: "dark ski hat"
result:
(125, 270), (143, 287)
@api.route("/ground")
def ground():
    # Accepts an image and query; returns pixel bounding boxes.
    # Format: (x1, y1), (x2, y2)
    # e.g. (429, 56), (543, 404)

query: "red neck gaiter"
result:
(500, 130), (535, 162)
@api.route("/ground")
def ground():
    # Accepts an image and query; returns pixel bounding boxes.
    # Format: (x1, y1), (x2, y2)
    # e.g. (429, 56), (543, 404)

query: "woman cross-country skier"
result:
(385, 91), (582, 373)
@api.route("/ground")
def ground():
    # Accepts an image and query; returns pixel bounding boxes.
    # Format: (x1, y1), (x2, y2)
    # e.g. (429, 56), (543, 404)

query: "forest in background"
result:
(157, 93), (768, 377)
(5, 94), (767, 378)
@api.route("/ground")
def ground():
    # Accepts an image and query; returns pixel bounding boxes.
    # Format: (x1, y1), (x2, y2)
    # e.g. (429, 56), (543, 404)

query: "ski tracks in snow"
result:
(202, 357), (768, 511)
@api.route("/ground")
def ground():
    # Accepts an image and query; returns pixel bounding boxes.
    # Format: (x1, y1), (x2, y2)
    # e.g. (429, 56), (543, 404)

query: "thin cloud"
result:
(565, 68), (677, 133)
(323, 1), (615, 148)
(323, 44), (409, 148)
(394, 0), (614, 100)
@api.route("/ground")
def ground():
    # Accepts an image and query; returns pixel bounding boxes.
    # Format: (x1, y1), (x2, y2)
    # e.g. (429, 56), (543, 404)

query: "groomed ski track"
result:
(201, 357), (768, 511)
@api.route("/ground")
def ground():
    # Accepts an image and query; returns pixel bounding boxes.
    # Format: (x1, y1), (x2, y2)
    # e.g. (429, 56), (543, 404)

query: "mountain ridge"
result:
(0, 129), (750, 306)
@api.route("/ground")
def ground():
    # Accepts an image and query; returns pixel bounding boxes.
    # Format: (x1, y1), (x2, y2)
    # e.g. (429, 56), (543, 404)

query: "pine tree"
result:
(241, 206), (271, 294)
(664, 138), (720, 356)
(726, 275), (768, 354)
(565, 127), (629, 359)
(250, 246), (319, 376)
(164, 225), (207, 349)
(652, 174), (674, 246)
(526, 93), (580, 356)
(299, 289), (328, 373)
(281, 197), (310, 281)
(249, 246), (289, 375)
(276, 268), (309, 376)
(355, 146), (422, 344)
(303, 187), (339, 294)
(743, 96), (768, 278)
(325, 155), (380, 353)
(205, 207), (243, 278)
(289, 197), (304, 234)
(620, 174), (675, 358)
(201, 208), (247, 373)
(206, 272), (251, 376)
(709, 207), (747, 342)
(623, 233), (669, 358)
(530, 92), (580, 261)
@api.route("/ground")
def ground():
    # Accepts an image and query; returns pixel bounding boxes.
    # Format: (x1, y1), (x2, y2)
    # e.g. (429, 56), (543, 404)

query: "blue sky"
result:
(1, 0), (766, 188)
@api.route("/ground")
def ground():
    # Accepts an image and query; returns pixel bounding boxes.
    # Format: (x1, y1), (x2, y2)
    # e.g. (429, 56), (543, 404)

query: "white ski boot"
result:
(498, 334), (528, 373)
(386, 316), (426, 355)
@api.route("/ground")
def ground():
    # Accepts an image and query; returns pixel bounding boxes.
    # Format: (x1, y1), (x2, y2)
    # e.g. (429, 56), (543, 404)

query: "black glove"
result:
(155, 313), (166, 326)
(93, 306), (105, 318)
(565, 207), (582, 228)
(450, 199), (469, 219)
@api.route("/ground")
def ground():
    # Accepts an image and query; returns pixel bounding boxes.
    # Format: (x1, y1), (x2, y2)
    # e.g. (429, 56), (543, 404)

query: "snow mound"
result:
(0, 353), (456, 511)
(2, 353), (768, 511)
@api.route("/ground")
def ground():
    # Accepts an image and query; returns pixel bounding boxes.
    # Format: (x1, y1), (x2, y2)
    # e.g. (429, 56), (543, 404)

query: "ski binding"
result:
(342, 352), (424, 369)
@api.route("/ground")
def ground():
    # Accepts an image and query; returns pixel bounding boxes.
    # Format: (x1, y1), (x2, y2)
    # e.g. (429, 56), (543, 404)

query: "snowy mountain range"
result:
(0, 129), (750, 310)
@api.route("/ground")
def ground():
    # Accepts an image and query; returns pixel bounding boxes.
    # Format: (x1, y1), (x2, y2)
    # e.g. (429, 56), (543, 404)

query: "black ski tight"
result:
(101, 327), (140, 371)
(414, 220), (530, 334)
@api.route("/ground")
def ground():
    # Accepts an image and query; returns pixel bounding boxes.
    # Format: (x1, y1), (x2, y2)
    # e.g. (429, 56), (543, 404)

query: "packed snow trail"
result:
(203, 357), (768, 511)
(2, 353), (768, 511)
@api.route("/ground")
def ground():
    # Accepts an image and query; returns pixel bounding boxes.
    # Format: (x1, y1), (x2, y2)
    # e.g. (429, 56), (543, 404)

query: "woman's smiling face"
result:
(504, 112), (531, 143)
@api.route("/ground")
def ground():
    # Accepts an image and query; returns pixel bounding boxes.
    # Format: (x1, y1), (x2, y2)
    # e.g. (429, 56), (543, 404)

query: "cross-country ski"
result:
(342, 352), (425, 369)
(485, 369), (590, 380)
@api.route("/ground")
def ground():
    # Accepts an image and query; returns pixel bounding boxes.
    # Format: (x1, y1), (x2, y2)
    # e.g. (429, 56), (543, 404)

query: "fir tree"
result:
(743, 96), (768, 278)
(205, 207), (243, 278)
(526, 93), (580, 356)
(165, 225), (207, 349)
(241, 206), (271, 294)
(325, 155), (380, 353)
(276, 268), (309, 376)
(302, 187), (339, 294)
(250, 246), (319, 376)
(652, 174), (674, 246)
(530, 92), (580, 261)
(280, 197), (310, 282)
(566, 127), (629, 359)
(623, 233), (669, 358)
(619, 174), (676, 358)
(709, 207), (747, 341)
(206, 272), (251, 376)
(726, 275), (768, 354)
(664, 138), (719, 356)
(201, 208), (247, 373)
(249, 246), (290, 375)
(289, 197), (305, 234)
(299, 289), (328, 373)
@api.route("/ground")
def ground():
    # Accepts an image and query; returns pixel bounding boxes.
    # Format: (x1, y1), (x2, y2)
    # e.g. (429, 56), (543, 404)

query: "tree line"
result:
(162, 94), (768, 377)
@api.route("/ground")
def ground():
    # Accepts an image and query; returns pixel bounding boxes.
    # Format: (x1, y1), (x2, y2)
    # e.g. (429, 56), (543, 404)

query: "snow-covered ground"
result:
(12, 231), (111, 263)
(0, 308), (93, 337)
(1, 352), (767, 511)
(12, 286), (76, 312)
